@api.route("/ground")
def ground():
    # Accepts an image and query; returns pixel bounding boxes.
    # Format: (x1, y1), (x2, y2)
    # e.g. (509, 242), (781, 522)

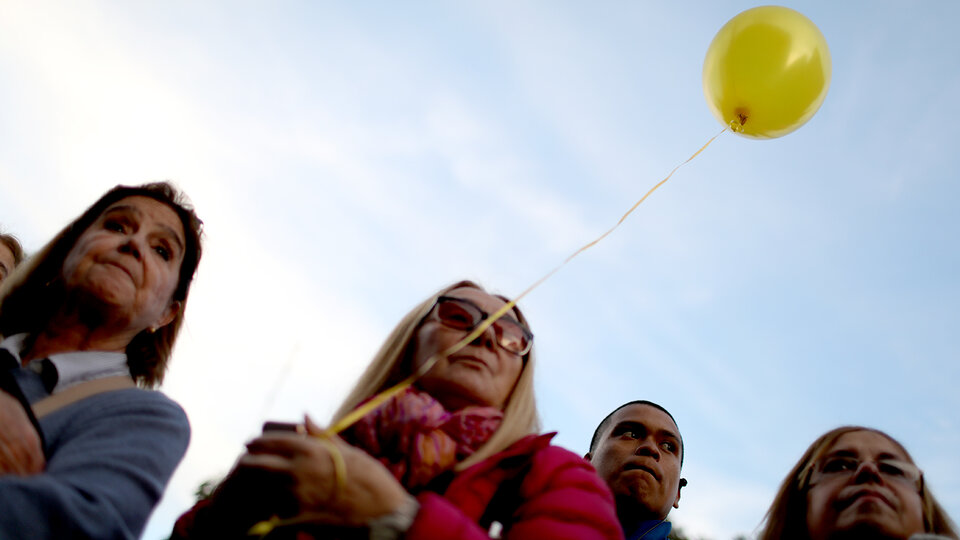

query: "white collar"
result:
(0, 333), (131, 393)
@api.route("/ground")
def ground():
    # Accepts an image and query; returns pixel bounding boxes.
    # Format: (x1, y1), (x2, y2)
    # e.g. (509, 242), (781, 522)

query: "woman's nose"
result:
(852, 461), (884, 484)
(469, 323), (497, 350)
(118, 238), (142, 260)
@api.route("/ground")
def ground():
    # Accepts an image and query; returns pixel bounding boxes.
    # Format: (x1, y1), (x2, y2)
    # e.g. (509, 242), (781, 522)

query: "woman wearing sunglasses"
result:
(174, 280), (621, 540)
(758, 426), (958, 540)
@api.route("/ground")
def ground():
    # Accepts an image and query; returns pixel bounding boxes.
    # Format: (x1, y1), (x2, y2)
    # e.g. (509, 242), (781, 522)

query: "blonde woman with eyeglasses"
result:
(758, 426), (958, 540)
(174, 281), (621, 540)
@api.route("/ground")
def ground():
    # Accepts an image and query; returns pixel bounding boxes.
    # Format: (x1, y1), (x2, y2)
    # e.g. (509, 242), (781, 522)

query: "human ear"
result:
(673, 478), (686, 509)
(154, 300), (181, 330)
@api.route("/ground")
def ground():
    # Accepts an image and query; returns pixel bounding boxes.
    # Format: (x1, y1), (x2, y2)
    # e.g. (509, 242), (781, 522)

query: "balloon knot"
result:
(727, 110), (748, 133)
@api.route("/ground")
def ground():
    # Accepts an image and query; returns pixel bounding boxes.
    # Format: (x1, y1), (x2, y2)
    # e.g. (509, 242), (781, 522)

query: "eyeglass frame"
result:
(805, 455), (925, 491)
(428, 295), (534, 357)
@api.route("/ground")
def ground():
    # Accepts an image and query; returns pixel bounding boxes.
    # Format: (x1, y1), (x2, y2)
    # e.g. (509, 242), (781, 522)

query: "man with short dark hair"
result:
(586, 401), (686, 540)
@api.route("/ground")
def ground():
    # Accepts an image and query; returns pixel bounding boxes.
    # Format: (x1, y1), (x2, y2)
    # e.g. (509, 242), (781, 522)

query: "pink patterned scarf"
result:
(344, 387), (503, 490)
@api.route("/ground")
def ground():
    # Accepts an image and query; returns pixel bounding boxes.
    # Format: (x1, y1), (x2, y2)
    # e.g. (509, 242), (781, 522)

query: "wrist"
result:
(367, 494), (419, 540)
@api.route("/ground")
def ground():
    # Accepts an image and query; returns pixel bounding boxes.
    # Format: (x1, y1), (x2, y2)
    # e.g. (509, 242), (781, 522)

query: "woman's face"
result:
(412, 286), (527, 411)
(61, 196), (186, 334)
(806, 430), (925, 540)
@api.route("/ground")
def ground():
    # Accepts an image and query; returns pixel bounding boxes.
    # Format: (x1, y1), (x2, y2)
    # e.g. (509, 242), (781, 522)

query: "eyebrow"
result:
(610, 420), (643, 436)
(104, 205), (185, 253)
(825, 448), (902, 460)
(611, 420), (681, 443)
(104, 205), (141, 218)
(158, 225), (185, 254)
(452, 295), (524, 326)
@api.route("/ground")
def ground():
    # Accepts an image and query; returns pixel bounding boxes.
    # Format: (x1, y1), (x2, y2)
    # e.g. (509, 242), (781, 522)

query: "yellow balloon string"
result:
(248, 126), (728, 537)
(337, 122), (728, 478)
(318, 436), (347, 499)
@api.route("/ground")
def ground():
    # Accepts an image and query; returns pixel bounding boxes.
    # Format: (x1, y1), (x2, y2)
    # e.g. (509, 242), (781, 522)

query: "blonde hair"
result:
(332, 280), (540, 470)
(758, 426), (959, 540)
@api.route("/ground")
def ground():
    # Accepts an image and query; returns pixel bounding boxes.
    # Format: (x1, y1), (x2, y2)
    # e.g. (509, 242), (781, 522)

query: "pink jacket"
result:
(406, 433), (623, 540)
(172, 433), (622, 540)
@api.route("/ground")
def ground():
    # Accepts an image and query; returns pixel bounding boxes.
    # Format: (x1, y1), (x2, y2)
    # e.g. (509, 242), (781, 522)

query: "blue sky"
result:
(1, 2), (958, 538)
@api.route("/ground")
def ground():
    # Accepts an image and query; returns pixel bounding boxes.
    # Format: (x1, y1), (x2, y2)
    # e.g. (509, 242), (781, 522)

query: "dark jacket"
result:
(626, 519), (671, 540)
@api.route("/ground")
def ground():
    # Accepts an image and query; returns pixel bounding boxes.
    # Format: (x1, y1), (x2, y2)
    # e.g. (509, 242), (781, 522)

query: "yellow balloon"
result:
(703, 6), (831, 139)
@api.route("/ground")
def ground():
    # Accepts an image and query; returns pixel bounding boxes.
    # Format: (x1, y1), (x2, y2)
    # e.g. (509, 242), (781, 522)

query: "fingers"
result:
(245, 433), (309, 458)
(0, 392), (45, 476)
(0, 391), (19, 407)
(0, 440), (22, 475)
(242, 432), (338, 473)
(240, 420), (358, 503)
(238, 420), (411, 526)
(238, 452), (296, 472)
(0, 435), (44, 475)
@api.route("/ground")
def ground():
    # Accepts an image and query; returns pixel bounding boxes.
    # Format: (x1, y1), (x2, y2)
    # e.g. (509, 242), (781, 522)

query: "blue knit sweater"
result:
(0, 367), (189, 539)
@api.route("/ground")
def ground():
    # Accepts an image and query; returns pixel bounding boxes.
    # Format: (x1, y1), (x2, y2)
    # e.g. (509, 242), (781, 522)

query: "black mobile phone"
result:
(261, 421), (305, 434)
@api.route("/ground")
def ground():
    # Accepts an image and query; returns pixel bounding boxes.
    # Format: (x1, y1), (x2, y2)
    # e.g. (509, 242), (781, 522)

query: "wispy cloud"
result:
(2, 3), (959, 539)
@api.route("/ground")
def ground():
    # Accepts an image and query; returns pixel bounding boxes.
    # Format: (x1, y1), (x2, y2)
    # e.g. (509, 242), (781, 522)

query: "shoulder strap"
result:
(32, 376), (137, 419)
